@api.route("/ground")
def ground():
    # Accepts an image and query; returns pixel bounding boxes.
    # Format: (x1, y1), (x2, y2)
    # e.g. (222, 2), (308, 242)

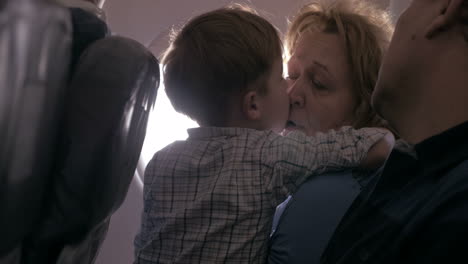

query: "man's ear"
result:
(242, 91), (262, 121)
(426, 0), (464, 38)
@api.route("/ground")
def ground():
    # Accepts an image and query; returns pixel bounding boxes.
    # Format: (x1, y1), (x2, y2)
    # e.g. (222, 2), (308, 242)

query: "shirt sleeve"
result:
(263, 126), (387, 202)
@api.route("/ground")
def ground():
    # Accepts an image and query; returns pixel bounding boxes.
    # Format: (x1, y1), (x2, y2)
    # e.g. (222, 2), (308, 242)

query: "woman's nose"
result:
(288, 84), (305, 108)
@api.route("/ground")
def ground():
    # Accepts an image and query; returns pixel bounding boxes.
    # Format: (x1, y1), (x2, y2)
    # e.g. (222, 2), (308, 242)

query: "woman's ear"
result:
(426, 0), (464, 38)
(242, 91), (262, 121)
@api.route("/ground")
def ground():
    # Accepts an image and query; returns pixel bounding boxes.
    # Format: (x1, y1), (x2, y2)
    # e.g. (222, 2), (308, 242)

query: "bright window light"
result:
(140, 66), (199, 168)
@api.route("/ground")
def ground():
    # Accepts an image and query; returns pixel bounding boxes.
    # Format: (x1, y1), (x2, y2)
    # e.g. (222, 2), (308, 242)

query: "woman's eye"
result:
(286, 76), (298, 81)
(307, 72), (327, 90)
(312, 78), (326, 90)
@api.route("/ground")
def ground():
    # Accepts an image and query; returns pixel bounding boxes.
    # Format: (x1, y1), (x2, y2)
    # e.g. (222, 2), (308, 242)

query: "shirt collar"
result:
(414, 120), (468, 177)
(363, 121), (468, 195)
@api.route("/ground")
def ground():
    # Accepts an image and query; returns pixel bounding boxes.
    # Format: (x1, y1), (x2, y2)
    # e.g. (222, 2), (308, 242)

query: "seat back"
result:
(1, 2), (159, 262)
(0, 0), (71, 256)
(22, 35), (159, 264)
(63, 36), (159, 226)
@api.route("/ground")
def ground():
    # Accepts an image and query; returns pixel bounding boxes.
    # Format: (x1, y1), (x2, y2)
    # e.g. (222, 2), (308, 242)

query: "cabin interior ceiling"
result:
(103, 0), (406, 59)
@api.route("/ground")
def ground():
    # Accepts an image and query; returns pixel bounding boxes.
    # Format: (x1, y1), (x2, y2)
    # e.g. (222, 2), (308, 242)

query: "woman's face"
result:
(286, 31), (357, 136)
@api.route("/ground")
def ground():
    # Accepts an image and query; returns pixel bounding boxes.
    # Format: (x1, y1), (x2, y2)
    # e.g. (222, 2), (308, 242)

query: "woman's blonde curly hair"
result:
(285, 0), (394, 129)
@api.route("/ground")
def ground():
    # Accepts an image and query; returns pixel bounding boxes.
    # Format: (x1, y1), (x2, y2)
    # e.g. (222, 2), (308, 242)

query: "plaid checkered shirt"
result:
(134, 126), (386, 264)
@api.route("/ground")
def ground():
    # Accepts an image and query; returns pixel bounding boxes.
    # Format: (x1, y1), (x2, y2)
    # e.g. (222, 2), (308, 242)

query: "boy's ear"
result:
(426, 0), (464, 38)
(242, 91), (262, 121)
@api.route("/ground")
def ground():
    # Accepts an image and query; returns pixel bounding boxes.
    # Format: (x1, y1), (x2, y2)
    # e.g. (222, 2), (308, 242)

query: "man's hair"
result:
(285, 0), (393, 129)
(162, 4), (282, 126)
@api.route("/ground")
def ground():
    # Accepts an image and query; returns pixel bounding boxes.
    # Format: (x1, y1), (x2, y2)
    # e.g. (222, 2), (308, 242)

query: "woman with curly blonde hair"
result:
(269, 1), (394, 263)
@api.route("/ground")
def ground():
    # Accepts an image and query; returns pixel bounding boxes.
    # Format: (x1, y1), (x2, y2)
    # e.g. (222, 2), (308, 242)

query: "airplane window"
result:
(139, 65), (199, 171)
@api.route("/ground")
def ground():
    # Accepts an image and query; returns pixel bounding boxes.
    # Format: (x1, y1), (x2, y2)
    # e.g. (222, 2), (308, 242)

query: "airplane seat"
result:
(68, 6), (110, 77)
(21, 36), (160, 264)
(1, 0), (160, 262)
(0, 0), (72, 260)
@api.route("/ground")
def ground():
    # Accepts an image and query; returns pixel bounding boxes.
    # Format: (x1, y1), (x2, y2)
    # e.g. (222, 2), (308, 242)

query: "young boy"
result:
(134, 5), (390, 264)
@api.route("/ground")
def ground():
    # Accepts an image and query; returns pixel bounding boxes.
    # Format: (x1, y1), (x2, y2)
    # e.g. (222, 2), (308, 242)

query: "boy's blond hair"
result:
(286, 0), (393, 129)
(162, 4), (282, 126)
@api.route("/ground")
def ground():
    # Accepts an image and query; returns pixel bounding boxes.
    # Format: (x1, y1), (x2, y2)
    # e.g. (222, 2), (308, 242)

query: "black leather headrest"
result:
(21, 36), (159, 263)
(69, 7), (109, 78)
(0, 0), (72, 256)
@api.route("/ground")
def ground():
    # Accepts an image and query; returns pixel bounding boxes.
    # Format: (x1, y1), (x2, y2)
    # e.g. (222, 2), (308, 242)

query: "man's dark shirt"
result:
(322, 121), (468, 264)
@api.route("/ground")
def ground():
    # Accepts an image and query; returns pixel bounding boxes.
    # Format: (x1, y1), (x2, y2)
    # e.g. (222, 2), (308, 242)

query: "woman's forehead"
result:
(290, 32), (348, 70)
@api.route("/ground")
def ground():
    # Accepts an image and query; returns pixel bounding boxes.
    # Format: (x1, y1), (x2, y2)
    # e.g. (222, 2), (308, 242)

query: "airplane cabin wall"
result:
(103, 0), (393, 58)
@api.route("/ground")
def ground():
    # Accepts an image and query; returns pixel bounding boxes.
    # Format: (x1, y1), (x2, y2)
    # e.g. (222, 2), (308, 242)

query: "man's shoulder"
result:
(444, 159), (468, 175)
(408, 159), (468, 229)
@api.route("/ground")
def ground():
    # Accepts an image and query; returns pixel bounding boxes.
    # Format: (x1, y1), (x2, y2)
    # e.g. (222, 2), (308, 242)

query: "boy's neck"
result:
(224, 119), (265, 131)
